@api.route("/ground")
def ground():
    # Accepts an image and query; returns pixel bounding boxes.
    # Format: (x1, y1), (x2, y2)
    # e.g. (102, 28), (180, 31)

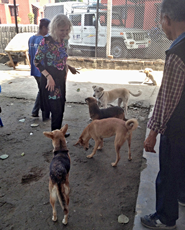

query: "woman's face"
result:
(56, 25), (70, 41)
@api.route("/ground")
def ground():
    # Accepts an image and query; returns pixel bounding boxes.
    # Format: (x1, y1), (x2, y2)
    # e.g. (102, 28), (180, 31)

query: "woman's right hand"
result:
(45, 75), (55, 92)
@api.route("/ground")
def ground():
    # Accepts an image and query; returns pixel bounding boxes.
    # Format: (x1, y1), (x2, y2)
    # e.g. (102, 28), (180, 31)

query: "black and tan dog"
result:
(43, 124), (70, 225)
(75, 118), (138, 167)
(85, 97), (126, 121)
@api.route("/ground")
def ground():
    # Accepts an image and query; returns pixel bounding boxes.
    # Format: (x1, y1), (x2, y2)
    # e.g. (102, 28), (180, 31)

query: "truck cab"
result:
(68, 11), (151, 58)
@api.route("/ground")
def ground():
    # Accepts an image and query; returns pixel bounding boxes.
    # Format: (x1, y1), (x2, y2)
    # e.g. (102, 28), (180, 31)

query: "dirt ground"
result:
(0, 96), (149, 230)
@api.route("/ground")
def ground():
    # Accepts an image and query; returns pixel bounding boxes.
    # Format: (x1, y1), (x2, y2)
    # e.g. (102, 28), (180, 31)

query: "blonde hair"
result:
(49, 14), (72, 41)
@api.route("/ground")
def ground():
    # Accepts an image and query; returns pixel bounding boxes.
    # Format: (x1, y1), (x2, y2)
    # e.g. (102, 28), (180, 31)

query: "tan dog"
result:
(85, 97), (126, 120)
(92, 85), (142, 117)
(43, 124), (70, 225)
(75, 118), (138, 167)
(141, 68), (157, 85)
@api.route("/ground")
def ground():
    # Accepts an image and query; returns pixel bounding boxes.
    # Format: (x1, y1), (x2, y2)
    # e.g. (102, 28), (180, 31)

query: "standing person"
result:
(141, 0), (185, 229)
(34, 14), (79, 134)
(28, 18), (50, 118)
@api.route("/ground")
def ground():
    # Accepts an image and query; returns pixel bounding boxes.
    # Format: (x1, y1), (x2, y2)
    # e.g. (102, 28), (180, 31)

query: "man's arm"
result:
(145, 54), (185, 152)
(144, 130), (157, 153)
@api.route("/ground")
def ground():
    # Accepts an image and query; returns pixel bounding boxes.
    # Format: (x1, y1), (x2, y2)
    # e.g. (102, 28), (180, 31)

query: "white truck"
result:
(68, 11), (151, 58)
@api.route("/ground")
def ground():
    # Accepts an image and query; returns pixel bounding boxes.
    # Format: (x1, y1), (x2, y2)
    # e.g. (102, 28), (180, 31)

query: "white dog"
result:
(92, 86), (142, 117)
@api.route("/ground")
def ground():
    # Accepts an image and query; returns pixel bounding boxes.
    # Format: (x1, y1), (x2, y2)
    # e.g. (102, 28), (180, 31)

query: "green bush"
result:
(17, 17), (21, 24)
(28, 12), (34, 24)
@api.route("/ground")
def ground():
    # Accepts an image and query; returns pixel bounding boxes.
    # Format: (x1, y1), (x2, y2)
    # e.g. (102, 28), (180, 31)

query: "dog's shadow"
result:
(128, 81), (154, 85)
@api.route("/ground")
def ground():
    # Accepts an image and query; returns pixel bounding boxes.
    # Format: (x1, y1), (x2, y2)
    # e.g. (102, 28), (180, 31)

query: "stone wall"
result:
(67, 57), (165, 71)
(0, 24), (38, 53)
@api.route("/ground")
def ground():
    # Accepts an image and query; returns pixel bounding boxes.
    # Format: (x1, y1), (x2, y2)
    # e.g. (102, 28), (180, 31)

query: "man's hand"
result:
(144, 130), (158, 153)
(46, 75), (55, 92)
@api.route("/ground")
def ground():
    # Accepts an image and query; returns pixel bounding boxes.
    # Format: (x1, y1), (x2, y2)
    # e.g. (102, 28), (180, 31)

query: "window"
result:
(69, 15), (81, 26)
(2, 0), (9, 3)
(9, 6), (18, 16)
(84, 14), (95, 26)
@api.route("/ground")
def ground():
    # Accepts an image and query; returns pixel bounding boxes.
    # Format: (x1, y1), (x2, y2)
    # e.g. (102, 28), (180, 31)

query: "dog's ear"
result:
(60, 124), (68, 135)
(43, 131), (54, 139)
(92, 85), (96, 89)
(99, 87), (104, 91)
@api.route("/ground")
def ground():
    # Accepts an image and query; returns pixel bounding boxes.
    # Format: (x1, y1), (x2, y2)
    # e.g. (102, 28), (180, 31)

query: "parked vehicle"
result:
(148, 24), (166, 41)
(68, 11), (151, 58)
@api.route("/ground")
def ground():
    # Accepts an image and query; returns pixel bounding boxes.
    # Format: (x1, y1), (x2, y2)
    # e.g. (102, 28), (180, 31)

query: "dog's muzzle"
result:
(93, 94), (95, 97)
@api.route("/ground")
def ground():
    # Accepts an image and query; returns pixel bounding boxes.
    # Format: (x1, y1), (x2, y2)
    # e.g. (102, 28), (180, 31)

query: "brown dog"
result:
(75, 118), (138, 167)
(85, 97), (126, 120)
(43, 124), (70, 225)
(92, 85), (142, 117)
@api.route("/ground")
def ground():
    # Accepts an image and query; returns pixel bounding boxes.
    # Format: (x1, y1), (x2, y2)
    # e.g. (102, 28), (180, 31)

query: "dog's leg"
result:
(142, 76), (148, 85)
(49, 179), (58, 222)
(87, 139), (101, 158)
(127, 133), (132, 161)
(118, 98), (122, 107)
(123, 100), (128, 118)
(61, 182), (70, 225)
(98, 138), (104, 150)
(57, 177), (70, 225)
(112, 136), (127, 167)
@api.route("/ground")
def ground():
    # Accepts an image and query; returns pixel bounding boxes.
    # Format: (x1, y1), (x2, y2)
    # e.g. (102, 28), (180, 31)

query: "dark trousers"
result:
(40, 66), (66, 131)
(156, 135), (185, 226)
(49, 98), (65, 131)
(32, 76), (41, 116)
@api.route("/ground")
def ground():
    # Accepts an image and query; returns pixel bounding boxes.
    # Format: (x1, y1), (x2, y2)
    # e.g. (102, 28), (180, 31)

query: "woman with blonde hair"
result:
(34, 14), (79, 134)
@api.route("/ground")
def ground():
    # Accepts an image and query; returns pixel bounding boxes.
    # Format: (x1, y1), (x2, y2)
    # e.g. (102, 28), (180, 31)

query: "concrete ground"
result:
(0, 63), (184, 230)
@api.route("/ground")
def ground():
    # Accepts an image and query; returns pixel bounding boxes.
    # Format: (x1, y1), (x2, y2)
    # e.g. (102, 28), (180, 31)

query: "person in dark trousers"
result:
(28, 18), (50, 118)
(141, 0), (185, 229)
(34, 14), (79, 136)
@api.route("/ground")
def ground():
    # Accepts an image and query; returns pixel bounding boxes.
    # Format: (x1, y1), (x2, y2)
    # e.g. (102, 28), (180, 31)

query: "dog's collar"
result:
(53, 150), (68, 156)
(98, 92), (104, 100)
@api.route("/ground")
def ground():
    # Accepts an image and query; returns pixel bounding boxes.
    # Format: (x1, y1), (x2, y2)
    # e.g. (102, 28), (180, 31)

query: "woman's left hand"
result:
(45, 75), (55, 92)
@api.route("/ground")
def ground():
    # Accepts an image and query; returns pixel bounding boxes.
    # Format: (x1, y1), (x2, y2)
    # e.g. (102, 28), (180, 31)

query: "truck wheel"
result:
(111, 40), (127, 58)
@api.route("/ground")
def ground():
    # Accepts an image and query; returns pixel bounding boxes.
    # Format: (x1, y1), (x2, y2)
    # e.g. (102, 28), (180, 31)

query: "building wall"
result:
(0, 4), (7, 24)
(143, 0), (161, 30)
(102, 0), (162, 30)
(0, 0), (55, 25)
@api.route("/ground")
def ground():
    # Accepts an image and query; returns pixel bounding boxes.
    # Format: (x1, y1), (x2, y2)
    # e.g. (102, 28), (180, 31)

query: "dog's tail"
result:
(57, 182), (67, 209)
(129, 90), (142, 97)
(50, 166), (68, 208)
(125, 118), (138, 131)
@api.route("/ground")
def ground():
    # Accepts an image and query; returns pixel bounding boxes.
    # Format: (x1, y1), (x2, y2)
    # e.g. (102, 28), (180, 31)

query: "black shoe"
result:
(65, 133), (70, 138)
(32, 114), (39, 117)
(141, 213), (176, 229)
